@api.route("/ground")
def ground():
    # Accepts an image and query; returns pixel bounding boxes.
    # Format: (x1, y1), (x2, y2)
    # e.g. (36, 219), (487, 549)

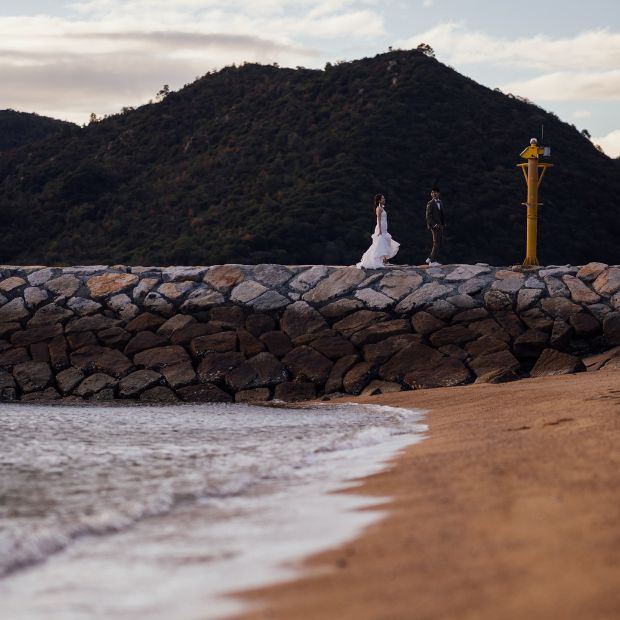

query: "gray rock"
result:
(539, 266), (578, 278)
(318, 298), (364, 318)
(180, 289), (225, 312)
(161, 266), (208, 282)
(13, 361), (52, 393)
(549, 318), (572, 350)
(444, 265), (491, 281)
(517, 288), (544, 313)
(524, 276), (546, 289)
(66, 297), (102, 316)
(426, 300), (458, 321)
(143, 292), (175, 317)
(396, 283), (453, 313)
(250, 291), (290, 311)
(0, 298), (29, 323)
(230, 281), (268, 304)
(132, 278), (160, 302)
(76, 373), (118, 398)
(28, 304), (74, 327)
(587, 304), (612, 323)
(458, 277), (490, 295)
(491, 271), (524, 294)
(281, 301), (328, 341)
(23, 287), (49, 309)
(544, 276), (569, 298)
(302, 268), (366, 304)
(27, 268), (55, 287)
(445, 294), (477, 309)
(540, 297), (582, 320)
(0, 293), (6, 307)
(158, 281), (195, 300)
(107, 294), (139, 321)
(378, 271), (423, 300)
(530, 349), (585, 377)
(289, 266), (330, 293)
(0, 277), (27, 294)
(118, 370), (162, 398)
(253, 264), (293, 287)
(355, 288), (394, 309)
(483, 290), (512, 312)
(225, 352), (288, 391)
(46, 274), (80, 297)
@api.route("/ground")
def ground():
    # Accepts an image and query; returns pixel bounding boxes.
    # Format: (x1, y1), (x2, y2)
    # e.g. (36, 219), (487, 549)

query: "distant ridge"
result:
(0, 110), (77, 152)
(0, 49), (618, 266)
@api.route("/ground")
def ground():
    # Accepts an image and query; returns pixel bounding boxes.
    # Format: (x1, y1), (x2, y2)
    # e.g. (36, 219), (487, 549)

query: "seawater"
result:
(0, 402), (426, 619)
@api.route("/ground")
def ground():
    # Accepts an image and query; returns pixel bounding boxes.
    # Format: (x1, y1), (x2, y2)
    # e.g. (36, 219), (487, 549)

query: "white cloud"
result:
(396, 23), (620, 71)
(592, 129), (620, 158)
(500, 70), (620, 101)
(573, 110), (592, 119)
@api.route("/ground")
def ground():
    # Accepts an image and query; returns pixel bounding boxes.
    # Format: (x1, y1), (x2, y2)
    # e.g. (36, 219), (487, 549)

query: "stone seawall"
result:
(0, 263), (619, 403)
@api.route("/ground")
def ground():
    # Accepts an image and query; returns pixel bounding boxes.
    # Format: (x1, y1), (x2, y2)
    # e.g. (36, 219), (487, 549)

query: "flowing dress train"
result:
(356, 207), (399, 269)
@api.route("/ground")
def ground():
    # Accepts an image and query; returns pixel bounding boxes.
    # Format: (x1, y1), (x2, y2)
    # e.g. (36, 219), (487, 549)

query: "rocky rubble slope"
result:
(0, 263), (619, 403)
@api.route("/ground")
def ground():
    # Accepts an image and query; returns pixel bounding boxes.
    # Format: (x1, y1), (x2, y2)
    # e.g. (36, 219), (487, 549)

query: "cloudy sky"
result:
(2, 0), (619, 156)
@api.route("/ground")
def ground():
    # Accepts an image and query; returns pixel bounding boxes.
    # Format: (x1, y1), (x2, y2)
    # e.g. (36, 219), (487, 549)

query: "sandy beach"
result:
(235, 368), (620, 620)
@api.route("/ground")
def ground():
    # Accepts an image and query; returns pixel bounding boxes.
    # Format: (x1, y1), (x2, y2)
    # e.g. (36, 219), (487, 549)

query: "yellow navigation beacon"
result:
(517, 138), (553, 266)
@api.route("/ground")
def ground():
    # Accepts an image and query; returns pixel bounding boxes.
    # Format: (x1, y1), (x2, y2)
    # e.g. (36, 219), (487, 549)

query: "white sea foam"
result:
(0, 402), (426, 619)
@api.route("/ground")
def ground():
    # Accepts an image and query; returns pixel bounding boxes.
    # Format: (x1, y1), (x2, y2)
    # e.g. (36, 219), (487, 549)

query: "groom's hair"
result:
(374, 194), (383, 207)
(431, 186), (440, 193)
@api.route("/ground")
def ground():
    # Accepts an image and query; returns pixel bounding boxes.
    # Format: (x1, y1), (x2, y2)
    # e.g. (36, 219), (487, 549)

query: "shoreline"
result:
(233, 368), (620, 620)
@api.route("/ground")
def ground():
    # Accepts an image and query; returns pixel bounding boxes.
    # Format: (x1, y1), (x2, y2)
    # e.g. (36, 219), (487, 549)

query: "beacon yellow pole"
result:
(517, 138), (553, 266)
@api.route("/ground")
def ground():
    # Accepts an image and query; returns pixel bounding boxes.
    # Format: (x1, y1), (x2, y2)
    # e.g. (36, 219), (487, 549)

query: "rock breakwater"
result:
(1, 263), (619, 403)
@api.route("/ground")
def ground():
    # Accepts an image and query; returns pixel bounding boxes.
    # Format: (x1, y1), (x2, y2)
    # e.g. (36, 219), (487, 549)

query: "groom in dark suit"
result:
(425, 186), (445, 266)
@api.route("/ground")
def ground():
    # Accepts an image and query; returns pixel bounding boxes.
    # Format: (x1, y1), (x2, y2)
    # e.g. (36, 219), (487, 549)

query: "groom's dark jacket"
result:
(426, 198), (445, 230)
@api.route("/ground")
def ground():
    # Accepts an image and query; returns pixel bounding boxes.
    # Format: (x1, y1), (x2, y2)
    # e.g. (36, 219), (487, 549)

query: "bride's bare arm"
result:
(376, 206), (382, 235)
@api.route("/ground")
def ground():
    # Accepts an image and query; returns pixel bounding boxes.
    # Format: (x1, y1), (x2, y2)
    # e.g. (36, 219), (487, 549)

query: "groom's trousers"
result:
(430, 226), (443, 262)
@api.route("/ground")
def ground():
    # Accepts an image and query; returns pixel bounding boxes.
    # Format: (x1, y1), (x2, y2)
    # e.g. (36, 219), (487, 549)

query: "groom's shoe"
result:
(429, 261), (442, 267)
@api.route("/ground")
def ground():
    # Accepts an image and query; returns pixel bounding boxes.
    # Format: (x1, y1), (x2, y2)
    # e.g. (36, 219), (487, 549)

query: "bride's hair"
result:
(374, 194), (383, 208)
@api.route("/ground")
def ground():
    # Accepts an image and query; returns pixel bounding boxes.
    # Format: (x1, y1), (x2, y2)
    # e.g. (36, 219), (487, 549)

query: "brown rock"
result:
(98, 327), (131, 349)
(10, 324), (63, 346)
(603, 312), (620, 346)
(468, 319), (511, 342)
(593, 267), (620, 295)
(562, 275), (601, 304)
(379, 342), (443, 383)
(180, 290), (224, 312)
(318, 299), (364, 319)
(197, 352), (246, 383)
(237, 328), (266, 357)
(158, 281), (195, 300)
(582, 346), (620, 372)
(70, 345), (133, 378)
(521, 308), (554, 332)
(513, 330), (549, 358)
(465, 336), (508, 357)
(235, 388), (271, 403)
(21, 387), (61, 402)
(363, 334), (421, 364)
(49, 335), (69, 371)
(451, 308), (489, 323)
(177, 383), (232, 403)
(429, 325), (477, 348)
(65, 315), (122, 334)
(46, 274), (80, 297)
(87, 273), (139, 299)
(360, 380), (402, 397)
(157, 315), (195, 337)
(30, 342), (49, 363)
(170, 323), (220, 346)
(140, 386), (179, 402)
(134, 345), (190, 369)
(28, 304), (74, 328)
(56, 367), (84, 395)
(516, 288), (544, 313)
(274, 382), (316, 402)
(396, 283), (454, 313)
(0, 299), (29, 323)
(13, 361), (52, 392)
(438, 344), (468, 360)
(225, 352), (288, 391)
(426, 300), (458, 321)
(0, 276), (26, 294)
(569, 312), (601, 337)
(125, 313), (166, 333)
(190, 332), (237, 358)
(282, 346), (332, 384)
(325, 354), (360, 394)
(260, 331), (293, 358)
(118, 369), (162, 398)
(0, 347), (30, 368)
(123, 331), (169, 357)
(495, 311), (525, 339)
(404, 357), (471, 389)
(245, 314), (276, 337)
(379, 271), (423, 300)
(343, 362), (376, 394)
(411, 311), (445, 336)
(310, 331), (357, 359)
(160, 363), (196, 389)
(350, 319), (411, 347)
(540, 297), (582, 320)
(491, 271), (524, 293)
(203, 265), (245, 292)
(67, 332), (97, 350)
(333, 310), (387, 339)
(576, 262), (607, 282)
(0, 323), (21, 339)
(530, 349), (585, 377)
(302, 268), (366, 304)
(468, 350), (520, 378)
(483, 290), (513, 312)
(281, 302), (328, 341)
(210, 306), (246, 329)
(550, 319), (573, 350)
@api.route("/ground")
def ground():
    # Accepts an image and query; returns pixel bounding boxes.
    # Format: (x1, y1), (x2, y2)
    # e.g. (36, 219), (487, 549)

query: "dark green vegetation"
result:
(0, 110), (77, 152)
(0, 50), (618, 266)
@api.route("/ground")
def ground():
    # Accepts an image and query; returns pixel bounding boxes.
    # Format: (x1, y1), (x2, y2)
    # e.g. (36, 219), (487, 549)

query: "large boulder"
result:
(603, 312), (620, 346)
(134, 345), (190, 369)
(302, 267), (366, 304)
(530, 349), (585, 377)
(280, 301), (328, 341)
(87, 273), (139, 299)
(70, 345), (133, 378)
(343, 362), (376, 394)
(12, 361), (52, 393)
(379, 342), (443, 383)
(404, 357), (471, 389)
(225, 352), (288, 391)
(118, 370), (162, 398)
(282, 346), (332, 384)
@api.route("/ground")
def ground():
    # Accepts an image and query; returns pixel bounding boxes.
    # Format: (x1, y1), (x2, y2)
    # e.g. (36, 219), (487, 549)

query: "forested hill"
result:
(0, 49), (618, 267)
(0, 110), (77, 152)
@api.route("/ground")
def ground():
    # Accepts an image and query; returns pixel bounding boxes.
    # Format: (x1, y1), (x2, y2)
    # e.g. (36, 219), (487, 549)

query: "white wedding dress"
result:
(356, 207), (400, 269)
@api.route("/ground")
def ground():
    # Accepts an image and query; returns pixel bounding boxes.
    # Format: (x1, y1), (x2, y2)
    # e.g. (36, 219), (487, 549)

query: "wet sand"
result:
(234, 368), (620, 620)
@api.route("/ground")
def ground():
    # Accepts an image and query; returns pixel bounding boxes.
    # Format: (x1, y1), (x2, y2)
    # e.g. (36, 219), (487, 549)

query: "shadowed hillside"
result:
(0, 110), (77, 152)
(0, 49), (618, 266)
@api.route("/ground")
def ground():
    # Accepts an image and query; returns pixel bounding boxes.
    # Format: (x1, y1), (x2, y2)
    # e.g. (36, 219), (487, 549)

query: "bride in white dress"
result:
(356, 194), (400, 269)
